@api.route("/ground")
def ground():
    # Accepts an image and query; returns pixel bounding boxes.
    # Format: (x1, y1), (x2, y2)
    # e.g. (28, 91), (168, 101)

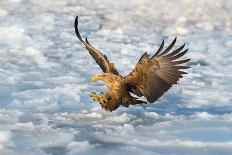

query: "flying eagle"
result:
(74, 16), (190, 111)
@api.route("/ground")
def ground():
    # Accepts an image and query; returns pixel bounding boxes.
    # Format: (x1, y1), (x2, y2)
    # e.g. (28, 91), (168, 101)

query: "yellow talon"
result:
(99, 92), (108, 110)
(99, 101), (108, 111)
(90, 92), (100, 101)
(90, 92), (109, 111)
(100, 92), (107, 100)
(100, 92), (107, 104)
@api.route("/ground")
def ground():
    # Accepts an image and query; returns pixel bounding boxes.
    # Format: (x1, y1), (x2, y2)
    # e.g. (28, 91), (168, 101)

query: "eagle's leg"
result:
(90, 92), (109, 111)
(98, 92), (111, 111)
(90, 92), (100, 101)
(99, 102), (108, 110)
(100, 92), (107, 102)
(99, 92), (108, 110)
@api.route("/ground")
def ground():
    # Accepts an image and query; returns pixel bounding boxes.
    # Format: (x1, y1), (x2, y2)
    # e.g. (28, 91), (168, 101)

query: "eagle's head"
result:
(91, 73), (112, 82)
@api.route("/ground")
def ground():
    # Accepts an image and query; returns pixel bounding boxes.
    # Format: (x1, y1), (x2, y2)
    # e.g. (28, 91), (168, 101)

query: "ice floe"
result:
(0, 0), (231, 155)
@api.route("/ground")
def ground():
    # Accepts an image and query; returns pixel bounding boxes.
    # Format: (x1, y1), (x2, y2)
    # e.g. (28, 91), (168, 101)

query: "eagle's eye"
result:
(103, 100), (106, 103)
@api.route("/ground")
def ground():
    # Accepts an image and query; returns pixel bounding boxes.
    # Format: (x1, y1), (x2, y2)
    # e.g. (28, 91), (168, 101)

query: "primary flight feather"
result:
(74, 16), (190, 111)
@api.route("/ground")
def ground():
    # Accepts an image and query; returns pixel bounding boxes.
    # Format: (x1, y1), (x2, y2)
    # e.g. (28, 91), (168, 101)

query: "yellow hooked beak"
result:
(91, 75), (98, 82)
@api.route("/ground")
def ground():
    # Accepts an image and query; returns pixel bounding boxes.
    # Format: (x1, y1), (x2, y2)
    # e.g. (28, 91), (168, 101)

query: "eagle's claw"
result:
(99, 102), (108, 111)
(90, 92), (100, 101)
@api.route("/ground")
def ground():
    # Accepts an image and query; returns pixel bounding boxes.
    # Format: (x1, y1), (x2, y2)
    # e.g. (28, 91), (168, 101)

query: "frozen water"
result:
(0, 0), (232, 154)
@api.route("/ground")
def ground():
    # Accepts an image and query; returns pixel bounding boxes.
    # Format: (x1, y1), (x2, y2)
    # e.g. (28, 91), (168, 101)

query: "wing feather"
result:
(169, 49), (188, 60)
(172, 59), (190, 65)
(166, 44), (185, 57)
(74, 16), (119, 75)
(151, 40), (164, 59)
(158, 37), (176, 56)
(125, 37), (190, 103)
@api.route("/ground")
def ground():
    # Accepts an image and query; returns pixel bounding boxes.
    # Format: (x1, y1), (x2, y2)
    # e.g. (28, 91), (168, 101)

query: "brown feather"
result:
(151, 40), (164, 59)
(159, 37), (176, 56)
(75, 16), (190, 111)
(74, 16), (119, 75)
(172, 59), (190, 65)
(125, 38), (190, 103)
(169, 49), (188, 61)
(166, 44), (185, 57)
(139, 52), (149, 62)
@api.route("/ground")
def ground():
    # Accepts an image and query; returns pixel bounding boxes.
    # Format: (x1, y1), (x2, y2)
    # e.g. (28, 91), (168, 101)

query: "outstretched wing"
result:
(74, 16), (119, 75)
(125, 37), (190, 103)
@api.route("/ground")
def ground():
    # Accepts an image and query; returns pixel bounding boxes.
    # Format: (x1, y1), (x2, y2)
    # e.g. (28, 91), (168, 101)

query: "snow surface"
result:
(0, 0), (232, 154)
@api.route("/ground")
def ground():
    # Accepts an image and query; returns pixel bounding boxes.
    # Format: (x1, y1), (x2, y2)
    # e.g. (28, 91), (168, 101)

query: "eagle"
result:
(74, 16), (190, 111)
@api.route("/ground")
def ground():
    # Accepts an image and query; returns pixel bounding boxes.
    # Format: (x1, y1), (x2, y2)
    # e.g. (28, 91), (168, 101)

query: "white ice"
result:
(0, 0), (232, 154)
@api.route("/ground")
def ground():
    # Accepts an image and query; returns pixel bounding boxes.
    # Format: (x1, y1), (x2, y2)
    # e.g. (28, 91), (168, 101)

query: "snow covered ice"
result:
(0, 0), (232, 154)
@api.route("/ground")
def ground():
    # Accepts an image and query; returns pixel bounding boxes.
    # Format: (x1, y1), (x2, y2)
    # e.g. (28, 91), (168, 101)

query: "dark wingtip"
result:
(139, 52), (148, 62)
(75, 16), (78, 25)
(159, 37), (177, 56)
(74, 16), (85, 43)
(85, 37), (90, 44)
(74, 16), (79, 35)
(151, 39), (164, 59)
(170, 49), (188, 60)
(173, 36), (177, 43)
(161, 39), (165, 45)
(172, 36), (177, 46)
(173, 36), (177, 44)
(171, 37), (177, 46)
(166, 43), (185, 58)
(181, 43), (186, 51)
(176, 66), (191, 69)
(185, 58), (191, 63)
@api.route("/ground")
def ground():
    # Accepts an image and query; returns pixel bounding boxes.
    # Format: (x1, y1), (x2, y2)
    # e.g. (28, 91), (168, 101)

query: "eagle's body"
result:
(92, 73), (143, 111)
(75, 16), (190, 111)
